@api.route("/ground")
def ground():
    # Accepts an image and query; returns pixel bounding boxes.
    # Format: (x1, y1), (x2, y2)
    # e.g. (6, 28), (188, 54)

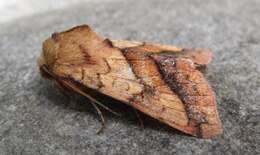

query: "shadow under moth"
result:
(38, 25), (223, 138)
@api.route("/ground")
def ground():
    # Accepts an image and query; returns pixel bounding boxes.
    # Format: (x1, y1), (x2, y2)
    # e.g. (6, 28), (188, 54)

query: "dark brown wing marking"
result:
(122, 47), (192, 132)
(151, 54), (222, 138)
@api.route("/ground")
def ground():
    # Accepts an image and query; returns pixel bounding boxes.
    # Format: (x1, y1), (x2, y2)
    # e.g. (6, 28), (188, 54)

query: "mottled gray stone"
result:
(0, 0), (259, 154)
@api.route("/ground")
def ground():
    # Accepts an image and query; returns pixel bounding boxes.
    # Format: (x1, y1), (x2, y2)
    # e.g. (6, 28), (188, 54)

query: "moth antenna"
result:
(133, 108), (144, 129)
(40, 65), (57, 78)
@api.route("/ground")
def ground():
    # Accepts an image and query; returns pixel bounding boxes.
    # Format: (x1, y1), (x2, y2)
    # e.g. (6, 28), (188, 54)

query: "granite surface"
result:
(0, 0), (259, 154)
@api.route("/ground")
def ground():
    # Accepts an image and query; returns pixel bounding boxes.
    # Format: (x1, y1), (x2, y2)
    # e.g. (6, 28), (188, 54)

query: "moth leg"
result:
(133, 108), (144, 129)
(54, 81), (71, 98)
(80, 93), (121, 117)
(89, 100), (106, 134)
(59, 80), (124, 133)
(62, 80), (121, 116)
(60, 80), (106, 133)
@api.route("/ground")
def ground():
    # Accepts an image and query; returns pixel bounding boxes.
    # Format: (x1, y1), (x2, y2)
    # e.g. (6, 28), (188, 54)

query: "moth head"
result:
(37, 37), (60, 79)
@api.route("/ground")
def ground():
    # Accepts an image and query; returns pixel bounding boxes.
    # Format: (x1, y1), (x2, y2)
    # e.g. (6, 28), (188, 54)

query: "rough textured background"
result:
(0, 0), (113, 23)
(0, 0), (259, 154)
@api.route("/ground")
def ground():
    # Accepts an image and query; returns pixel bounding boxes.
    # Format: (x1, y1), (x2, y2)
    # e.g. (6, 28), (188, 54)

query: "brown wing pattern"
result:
(150, 54), (222, 138)
(38, 25), (222, 138)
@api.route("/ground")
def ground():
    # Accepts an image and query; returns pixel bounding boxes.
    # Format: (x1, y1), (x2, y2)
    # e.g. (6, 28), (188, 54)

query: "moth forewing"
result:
(38, 25), (222, 138)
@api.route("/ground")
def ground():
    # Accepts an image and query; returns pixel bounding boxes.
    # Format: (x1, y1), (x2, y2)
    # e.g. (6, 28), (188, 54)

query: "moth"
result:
(38, 25), (223, 138)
